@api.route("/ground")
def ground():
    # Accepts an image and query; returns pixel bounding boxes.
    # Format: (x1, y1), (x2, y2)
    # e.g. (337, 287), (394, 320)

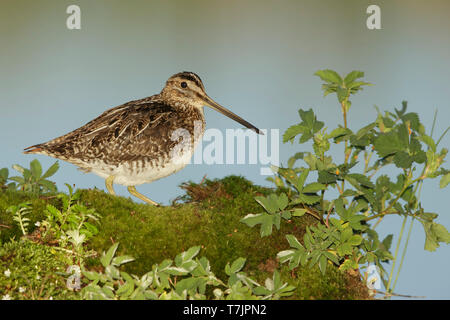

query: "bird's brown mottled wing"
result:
(24, 96), (202, 165)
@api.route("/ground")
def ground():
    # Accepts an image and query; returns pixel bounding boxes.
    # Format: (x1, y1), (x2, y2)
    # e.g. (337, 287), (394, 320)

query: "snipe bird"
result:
(24, 72), (262, 205)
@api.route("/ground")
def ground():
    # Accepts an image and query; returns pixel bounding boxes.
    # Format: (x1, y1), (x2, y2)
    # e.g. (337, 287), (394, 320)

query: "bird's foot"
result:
(127, 186), (160, 206)
(105, 175), (116, 195)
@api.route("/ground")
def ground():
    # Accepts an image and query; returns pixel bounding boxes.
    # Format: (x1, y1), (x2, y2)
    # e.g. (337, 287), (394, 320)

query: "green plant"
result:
(41, 184), (101, 242)
(0, 168), (16, 191)
(7, 203), (32, 236)
(242, 69), (450, 297)
(38, 184), (101, 265)
(0, 239), (79, 300)
(9, 159), (59, 195)
(0, 177), (368, 299)
(81, 243), (295, 300)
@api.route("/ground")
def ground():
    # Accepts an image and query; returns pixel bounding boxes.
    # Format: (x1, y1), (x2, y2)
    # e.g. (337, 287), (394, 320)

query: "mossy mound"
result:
(0, 175), (369, 299)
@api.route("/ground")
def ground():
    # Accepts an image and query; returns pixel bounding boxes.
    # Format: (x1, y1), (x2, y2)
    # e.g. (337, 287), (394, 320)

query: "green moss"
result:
(0, 175), (369, 299)
(0, 190), (60, 242)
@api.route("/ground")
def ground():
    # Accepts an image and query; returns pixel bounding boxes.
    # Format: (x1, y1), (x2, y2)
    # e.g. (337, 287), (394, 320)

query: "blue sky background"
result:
(1, 0), (449, 299)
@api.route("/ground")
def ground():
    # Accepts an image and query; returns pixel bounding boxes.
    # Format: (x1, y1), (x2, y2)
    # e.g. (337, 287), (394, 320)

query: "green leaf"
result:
(230, 258), (246, 273)
(253, 286), (271, 296)
(296, 168), (310, 192)
(323, 251), (339, 265)
(292, 208), (306, 217)
(255, 195), (278, 214)
(373, 131), (404, 157)
(417, 211), (438, 222)
(83, 271), (100, 281)
(281, 211), (292, 220)
(299, 132), (314, 144)
(431, 223), (450, 243)
(286, 234), (303, 249)
(340, 228), (352, 242)
(0, 168), (9, 182)
(440, 173), (450, 188)
(116, 279), (134, 297)
(277, 167), (300, 189)
(415, 134), (435, 152)
(318, 170), (337, 184)
(318, 255), (328, 275)
(422, 221), (450, 251)
(315, 69), (343, 84)
(348, 235), (363, 246)
(12, 164), (25, 175)
(393, 151), (413, 169)
(337, 243), (352, 256)
(402, 112), (421, 132)
(105, 265), (120, 279)
(101, 286), (115, 299)
(101, 243), (120, 268)
(240, 213), (278, 237)
(181, 246), (201, 262)
(336, 87), (348, 103)
(348, 81), (371, 90)
(277, 249), (295, 262)
(339, 259), (359, 272)
(191, 257), (210, 277)
(302, 182), (326, 193)
(298, 193), (321, 205)
(345, 173), (374, 189)
(381, 234), (393, 251)
(278, 193), (289, 210)
(327, 127), (352, 140)
(112, 255), (135, 267)
(299, 109), (324, 132)
(283, 124), (308, 143)
(355, 122), (376, 140)
(30, 159), (42, 179)
(395, 101), (408, 117)
(41, 161), (59, 179)
(287, 152), (305, 168)
(344, 71), (364, 86)
(45, 204), (62, 220)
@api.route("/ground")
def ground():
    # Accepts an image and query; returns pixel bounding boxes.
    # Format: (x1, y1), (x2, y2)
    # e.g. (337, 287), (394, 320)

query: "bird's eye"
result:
(180, 81), (187, 88)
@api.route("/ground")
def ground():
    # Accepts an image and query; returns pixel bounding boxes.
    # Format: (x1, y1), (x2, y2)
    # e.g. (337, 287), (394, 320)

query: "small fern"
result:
(7, 203), (32, 236)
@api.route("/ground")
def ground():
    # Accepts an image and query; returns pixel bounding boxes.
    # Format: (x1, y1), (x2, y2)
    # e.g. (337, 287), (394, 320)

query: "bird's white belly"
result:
(88, 149), (194, 186)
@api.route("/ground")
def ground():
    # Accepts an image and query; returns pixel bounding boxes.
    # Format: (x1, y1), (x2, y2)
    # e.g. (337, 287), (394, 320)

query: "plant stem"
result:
(386, 215), (407, 295)
(392, 177), (424, 292)
(430, 109), (437, 138)
(320, 189), (325, 217)
(364, 151), (373, 174)
(290, 206), (322, 222)
(366, 210), (400, 223)
(341, 101), (349, 192)
(436, 126), (450, 147)
(392, 216), (414, 292)
(376, 176), (420, 219)
(373, 289), (425, 299)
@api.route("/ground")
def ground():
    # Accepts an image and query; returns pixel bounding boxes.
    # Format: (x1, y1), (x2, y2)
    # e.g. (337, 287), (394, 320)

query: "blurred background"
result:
(1, 0), (449, 299)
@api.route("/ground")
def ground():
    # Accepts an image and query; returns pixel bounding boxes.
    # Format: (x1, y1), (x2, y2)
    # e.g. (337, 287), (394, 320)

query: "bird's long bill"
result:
(203, 95), (263, 135)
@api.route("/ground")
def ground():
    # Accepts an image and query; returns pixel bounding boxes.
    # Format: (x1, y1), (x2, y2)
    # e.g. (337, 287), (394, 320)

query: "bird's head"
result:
(161, 71), (262, 134)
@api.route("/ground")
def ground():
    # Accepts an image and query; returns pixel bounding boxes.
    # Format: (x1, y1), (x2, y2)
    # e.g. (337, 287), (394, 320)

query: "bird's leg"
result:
(105, 175), (116, 195)
(127, 186), (159, 206)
